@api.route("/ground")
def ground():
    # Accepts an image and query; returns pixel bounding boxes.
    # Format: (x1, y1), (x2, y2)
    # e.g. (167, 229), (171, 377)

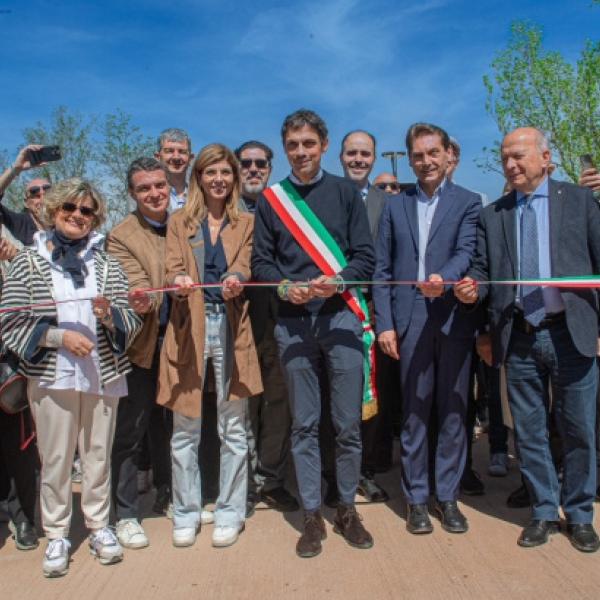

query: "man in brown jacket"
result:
(107, 157), (174, 550)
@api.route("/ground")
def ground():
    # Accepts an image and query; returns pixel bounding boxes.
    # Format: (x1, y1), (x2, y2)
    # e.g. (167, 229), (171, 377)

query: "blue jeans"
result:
(171, 312), (247, 529)
(505, 321), (597, 524)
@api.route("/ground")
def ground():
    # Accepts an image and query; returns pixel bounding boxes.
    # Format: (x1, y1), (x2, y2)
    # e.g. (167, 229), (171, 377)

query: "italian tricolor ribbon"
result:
(263, 179), (378, 420)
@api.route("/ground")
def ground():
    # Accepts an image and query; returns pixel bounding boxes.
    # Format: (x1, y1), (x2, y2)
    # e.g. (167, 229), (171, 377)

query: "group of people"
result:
(0, 108), (599, 579)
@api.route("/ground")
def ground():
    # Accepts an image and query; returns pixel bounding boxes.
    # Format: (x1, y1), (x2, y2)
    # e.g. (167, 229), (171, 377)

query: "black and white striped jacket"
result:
(0, 244), (143, 386)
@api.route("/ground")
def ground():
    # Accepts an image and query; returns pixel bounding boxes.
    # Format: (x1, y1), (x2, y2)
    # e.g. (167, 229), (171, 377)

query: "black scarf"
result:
(50, 229), (90, 289)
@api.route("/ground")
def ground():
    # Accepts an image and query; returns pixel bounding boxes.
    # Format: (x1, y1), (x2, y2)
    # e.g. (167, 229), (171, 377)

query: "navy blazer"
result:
(467, 178), (600, 364)
(373, 181), (482, 339)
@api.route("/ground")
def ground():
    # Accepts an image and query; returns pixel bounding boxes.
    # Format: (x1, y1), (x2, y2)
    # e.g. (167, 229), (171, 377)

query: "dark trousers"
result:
(247, 320), (292, 496)
(274, 310), (364, 512)
(505, 322), (597, 523)
(0, 408), (38, 525)
(399, 298), (472, 504)
(361, 346), (396, 474)
(111, 356), (172, 520)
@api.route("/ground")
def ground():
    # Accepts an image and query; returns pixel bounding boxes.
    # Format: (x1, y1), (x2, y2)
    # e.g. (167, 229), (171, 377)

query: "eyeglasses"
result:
(27, 184), (52, 197)
(240, 158), (270, 170)
(60, 202), (95, 217)
(376, 182), (401, 192)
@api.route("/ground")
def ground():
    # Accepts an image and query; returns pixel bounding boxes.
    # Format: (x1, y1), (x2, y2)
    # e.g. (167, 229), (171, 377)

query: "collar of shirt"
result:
(289, 169), (323, 186)
(35, 229), (104, 268)
(169, 185), (188, 210)
(360, 183), (369, 201)
(516, 177), (549, 207)
(142, 214), (168, 228)
(416, 177), (447, 203)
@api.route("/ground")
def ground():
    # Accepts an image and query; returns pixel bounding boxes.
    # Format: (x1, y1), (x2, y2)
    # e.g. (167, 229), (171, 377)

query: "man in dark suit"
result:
(455, 127), (600, 552)
(373, 122), (481, 535)
(339, 130), (392, 502)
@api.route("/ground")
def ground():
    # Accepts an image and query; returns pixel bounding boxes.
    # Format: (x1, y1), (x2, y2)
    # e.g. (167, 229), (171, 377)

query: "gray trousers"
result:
(246, 318), (292, 495)
(274, 309), (364, 512)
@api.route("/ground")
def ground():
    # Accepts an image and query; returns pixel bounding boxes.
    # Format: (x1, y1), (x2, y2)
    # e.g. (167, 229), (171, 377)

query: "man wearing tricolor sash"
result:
(251, 109), (375, 558)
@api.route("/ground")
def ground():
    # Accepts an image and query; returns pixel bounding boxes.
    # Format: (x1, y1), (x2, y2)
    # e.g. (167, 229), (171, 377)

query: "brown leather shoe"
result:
(296, 511), (327, 558)
(333, 504), (374, 549)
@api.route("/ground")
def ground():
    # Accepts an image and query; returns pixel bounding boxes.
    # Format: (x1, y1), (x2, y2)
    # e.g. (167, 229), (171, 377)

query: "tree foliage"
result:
(2, 106), (155, 229)
(481, 21), (600, 182)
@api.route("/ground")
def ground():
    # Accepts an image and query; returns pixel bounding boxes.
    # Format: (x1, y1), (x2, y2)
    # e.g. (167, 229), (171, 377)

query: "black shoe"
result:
(323, 482), (340, 509)
(261, 487), (299, 512)
(406, 504), (433, 534)
(296, 511), (327, 558)
(566, 524), (600, 553)
(517, 520), (559, 547)
(9, 521), (39, 551)
(435, 501), (468, 533)
(460, 468), (485, 496)
(246, 493), (259, 518)
(357, 475), (389, 503)
(152, 484), (171, 515)
(506, 483), (531, 508)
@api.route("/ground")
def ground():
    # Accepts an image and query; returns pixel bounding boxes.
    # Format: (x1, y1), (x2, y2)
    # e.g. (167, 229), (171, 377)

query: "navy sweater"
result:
(251, 171), (375, 317)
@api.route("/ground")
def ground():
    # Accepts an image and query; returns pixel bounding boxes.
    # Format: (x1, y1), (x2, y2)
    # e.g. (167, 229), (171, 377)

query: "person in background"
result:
(155, 128), (194, 212)
(235, 140), (299, 517)
(0, 144), (50, 245)
(373, 172), (402, 195)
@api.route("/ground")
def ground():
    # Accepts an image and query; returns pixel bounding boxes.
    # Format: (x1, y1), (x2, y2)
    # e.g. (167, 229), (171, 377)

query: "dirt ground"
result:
(1, 435), (600, 600)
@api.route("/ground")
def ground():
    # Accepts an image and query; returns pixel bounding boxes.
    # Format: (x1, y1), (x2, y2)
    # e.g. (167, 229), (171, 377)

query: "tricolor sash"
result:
(263, 178), (378, 420)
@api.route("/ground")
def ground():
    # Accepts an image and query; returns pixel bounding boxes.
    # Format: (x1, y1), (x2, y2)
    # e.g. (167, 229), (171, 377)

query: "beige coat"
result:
(157, 210), (262, 418)
(106, 211), (166, 369)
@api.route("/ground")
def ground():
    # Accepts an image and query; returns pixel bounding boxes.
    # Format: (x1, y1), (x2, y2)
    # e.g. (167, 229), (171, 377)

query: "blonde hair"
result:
(184, 144), (241, 227)
(42, 177), (107, 230)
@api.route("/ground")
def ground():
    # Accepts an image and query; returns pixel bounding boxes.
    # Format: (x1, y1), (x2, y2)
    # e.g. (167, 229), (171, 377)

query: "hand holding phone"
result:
(579, 154), (600, 194)
(27, 145), (61, 167)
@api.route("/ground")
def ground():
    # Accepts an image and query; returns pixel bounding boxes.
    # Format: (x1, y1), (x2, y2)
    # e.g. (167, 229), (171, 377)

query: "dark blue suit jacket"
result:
(467, 178), (600, 364)
(373, 181), (482, 339)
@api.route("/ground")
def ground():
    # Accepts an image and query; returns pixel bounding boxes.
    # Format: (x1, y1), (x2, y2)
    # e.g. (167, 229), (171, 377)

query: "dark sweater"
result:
(0, 200), (38, 246)
(251, 171), (375, 317)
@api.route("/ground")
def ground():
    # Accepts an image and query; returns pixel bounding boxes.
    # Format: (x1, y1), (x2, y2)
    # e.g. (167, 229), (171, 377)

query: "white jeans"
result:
(171, 311), (248, 528)
(28, 380), (118, 539)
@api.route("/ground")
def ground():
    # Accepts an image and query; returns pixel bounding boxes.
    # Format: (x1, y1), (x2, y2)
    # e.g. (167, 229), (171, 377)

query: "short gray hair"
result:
(157, 128), (192, 152)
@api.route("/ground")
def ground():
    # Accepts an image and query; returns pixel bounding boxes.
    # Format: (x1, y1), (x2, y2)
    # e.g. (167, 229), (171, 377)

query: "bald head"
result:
(373, 172), (401, 194)
(501, 127), (552, 194)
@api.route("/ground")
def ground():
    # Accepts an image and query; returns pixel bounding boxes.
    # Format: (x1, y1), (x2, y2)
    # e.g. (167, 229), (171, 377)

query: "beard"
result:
(243, 181), (267, 196)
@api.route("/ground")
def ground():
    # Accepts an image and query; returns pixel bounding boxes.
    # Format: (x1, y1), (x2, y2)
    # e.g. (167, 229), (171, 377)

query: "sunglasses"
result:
(27, 184), (52, 197)
(60, 202), (95, 217)
(376, 182), (401, 192)
(240, 158), (269, 170)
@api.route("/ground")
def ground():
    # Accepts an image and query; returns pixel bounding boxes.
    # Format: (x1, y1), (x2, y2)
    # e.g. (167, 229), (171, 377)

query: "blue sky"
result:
(1, 0), (597, 199)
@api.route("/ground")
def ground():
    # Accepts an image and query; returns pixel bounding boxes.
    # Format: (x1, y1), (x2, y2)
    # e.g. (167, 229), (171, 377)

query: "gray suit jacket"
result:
(365, 185), (387, 241)
(467, 178), (600, 364)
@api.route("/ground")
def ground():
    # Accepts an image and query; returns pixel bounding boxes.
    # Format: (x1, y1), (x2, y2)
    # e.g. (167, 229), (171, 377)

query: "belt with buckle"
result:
(512, 309), (565, 335)
(204, 302), (226, 314)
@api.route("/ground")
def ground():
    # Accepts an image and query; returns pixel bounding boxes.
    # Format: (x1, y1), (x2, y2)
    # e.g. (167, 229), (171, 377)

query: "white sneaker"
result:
(172, 526), (198, 547)
(116, 518), (149, 549)
(137, 469), (152, 494)
(43, 538), (71, 578)
(89, 527), (124, 565)
(201, 509), (214, 525)
(488, 453), (509, 477)
(212, 524), (243, 548)
(71, 458), (83, 484)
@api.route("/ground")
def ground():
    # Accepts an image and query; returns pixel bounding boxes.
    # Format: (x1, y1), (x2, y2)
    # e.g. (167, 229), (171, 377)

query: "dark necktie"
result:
(520, 196), (545, 326)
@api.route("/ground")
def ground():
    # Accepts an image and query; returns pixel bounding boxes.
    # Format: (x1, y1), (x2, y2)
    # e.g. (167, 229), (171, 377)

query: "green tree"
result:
(2, 106), (156, 230)
(481, 21), (600, 182)
(95, 109), (155, 227)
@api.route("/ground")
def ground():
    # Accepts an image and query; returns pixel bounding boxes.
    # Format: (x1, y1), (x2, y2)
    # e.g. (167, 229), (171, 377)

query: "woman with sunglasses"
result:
(157, 144), (262, 549)
(0, 178), (142, 577)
